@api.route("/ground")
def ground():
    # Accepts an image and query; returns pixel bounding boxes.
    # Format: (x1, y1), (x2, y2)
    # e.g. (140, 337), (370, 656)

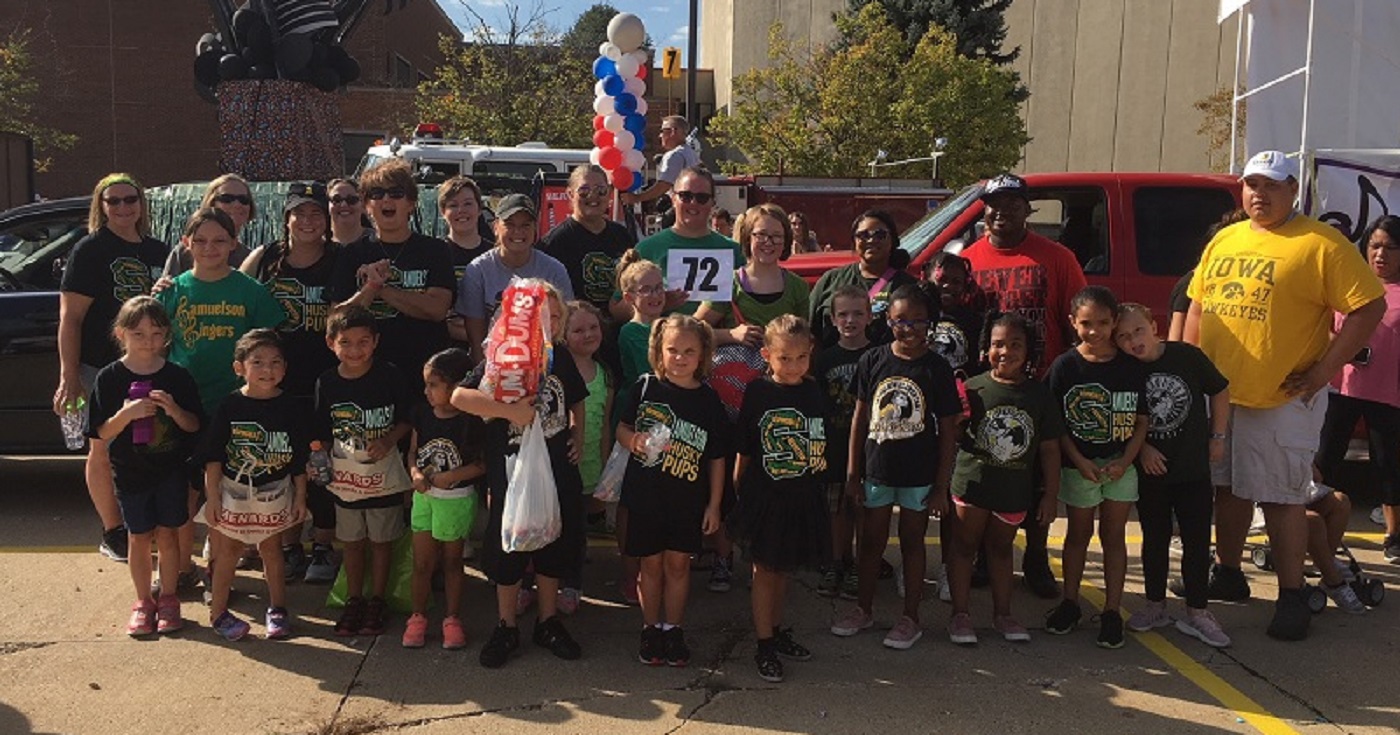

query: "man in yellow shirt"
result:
(1186, 150), (1385, 641)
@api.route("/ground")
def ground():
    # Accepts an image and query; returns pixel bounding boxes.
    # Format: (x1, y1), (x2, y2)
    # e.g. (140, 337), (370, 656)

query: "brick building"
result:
(0, 1), (458, 198)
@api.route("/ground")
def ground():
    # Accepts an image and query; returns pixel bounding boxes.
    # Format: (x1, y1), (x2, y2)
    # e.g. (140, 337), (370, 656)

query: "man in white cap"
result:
(1186, 150), (1385, 640)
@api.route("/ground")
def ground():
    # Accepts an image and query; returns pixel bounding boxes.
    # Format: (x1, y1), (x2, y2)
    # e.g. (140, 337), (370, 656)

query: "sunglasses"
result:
(674, 191), (713, 205)
(366, 188), (408, 201)
(213, 193), (253, 206)
(102, 194), (141, 206)
(660, 127), (677, 133)
(288, 182), (326, 198)
(855, 229), (890, 242)
(330, 194), (361, 206)
(888, 318), (931, 330)
(573, 185), (610, 197)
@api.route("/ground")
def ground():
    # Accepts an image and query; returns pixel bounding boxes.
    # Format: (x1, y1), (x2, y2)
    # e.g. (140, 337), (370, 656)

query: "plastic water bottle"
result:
(642, 423), (672, 465)
(308, 441), (332, 485)
(129, 381), (154, 445)
(60, 397), (88, 451)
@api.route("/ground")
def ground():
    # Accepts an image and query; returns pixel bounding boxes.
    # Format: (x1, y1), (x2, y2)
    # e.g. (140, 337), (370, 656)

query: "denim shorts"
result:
(863, 481), (931, 511)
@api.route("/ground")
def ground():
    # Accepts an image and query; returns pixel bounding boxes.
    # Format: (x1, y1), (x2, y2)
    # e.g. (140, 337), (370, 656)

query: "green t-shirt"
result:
(158, 269), (285, 413)
(702, 269), (811, 329)
(613, 319), (654, 427)
(951, 373), (1064, 513)
(578, 364), (610, 489)
(633, 228), (745, 316)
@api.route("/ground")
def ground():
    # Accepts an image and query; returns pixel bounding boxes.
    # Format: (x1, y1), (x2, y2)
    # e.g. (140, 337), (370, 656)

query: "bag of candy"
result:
(479, 279), (551, 403)
(501, 414), (562, 553)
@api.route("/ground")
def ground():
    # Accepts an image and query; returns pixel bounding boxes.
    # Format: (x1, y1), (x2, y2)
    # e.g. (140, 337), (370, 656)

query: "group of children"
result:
(93, 208), (1252, 682)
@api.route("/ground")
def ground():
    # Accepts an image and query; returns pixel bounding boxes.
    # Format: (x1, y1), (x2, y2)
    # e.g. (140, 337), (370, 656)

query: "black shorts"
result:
(623, 488), (706, 557)
(308, 481), (336, 530)
(116, 472), (190, 534)
(479, 469), (585, 587)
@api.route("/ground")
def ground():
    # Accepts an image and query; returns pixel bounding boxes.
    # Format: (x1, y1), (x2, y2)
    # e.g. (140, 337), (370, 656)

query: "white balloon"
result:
(615, 54), (639, 79)
(613, 129), (635, 150)
(594, 80), (606, 97)
(607, 13), (646, 53)
(624, 149), (646, 171)
(599, 42), (622, 61)
(603, 114), (625, 133)
(635, 97), (649, 116)
(624, 76), (644, 97)
(630, 49), (649, 66)
(593, 95), (615, 115)
(589, 148), (602, 166)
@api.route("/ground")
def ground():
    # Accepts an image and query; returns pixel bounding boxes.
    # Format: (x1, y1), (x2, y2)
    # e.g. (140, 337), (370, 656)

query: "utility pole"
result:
(686, 0), (698, 126)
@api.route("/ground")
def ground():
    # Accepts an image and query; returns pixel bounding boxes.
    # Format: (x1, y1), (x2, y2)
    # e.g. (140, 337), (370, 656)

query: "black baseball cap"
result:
(284, 181), (328, 213)
(495, 193), (537, 221)
(980, 174), (1030, 202)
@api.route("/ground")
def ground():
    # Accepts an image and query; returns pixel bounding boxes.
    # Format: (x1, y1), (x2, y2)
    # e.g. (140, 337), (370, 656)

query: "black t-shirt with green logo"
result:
(197, 391), (310, 485)
(252, 244), (340, 397)
(59, 228), (169, 368)
(1047, 349), (1148, 464)
(87, 360), (204, 492)
(313, 360), (411, 508)
(540, 217), (636, 313)
(617, 375), (728, 513)
(735, 378), (829, 494)
(1141, 342), (1229, 484)
(952, 373), (1063, 512)
(852, 345), (962, 487)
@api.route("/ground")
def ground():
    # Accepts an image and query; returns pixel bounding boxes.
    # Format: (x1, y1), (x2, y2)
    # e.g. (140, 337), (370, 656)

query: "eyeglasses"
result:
(102, 194), (141, 206)
(573, 185), (610, 197)
(366, 187), (408, 201)
(888, 318), (931, 330)
(629, 284), (665, 296)
(660, 127), (677, 134)
(674, 191), (713, 205)
(330, 194), (361, 206)
(750, 231), (784, 242)
(288, 182), (326, 198)
(213, 193), (253, 206)
(855, 229), (890, 242)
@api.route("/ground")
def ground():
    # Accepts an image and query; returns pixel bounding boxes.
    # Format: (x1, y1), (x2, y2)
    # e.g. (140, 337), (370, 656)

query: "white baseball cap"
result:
(1241, 150), (1298, 181)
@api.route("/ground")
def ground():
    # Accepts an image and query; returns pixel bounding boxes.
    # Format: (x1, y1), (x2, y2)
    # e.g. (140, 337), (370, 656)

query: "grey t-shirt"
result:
(454, 248), (574, 320)
(657, 144), (701, 184)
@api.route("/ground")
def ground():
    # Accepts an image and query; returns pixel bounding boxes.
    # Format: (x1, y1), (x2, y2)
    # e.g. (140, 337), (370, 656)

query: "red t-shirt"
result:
(963, 232), (1086, 376)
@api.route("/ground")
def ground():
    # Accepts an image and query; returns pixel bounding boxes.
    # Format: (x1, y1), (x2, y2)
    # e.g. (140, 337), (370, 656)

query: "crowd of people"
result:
(54, 143), (1399, 682)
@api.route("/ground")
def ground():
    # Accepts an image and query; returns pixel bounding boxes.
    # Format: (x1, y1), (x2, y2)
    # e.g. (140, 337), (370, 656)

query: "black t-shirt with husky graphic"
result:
(1140, 342), (1228, 483)
(952, 373), (1063, 512)
(59, 228), (169, 368)
(313, 360), (411, 509)
(1047, 349), (1148, 464)
(411, 402), (486, 496)
(813, 342), (871, 483)
(851, 345), (961, 487)
(196, 391), (310, 485)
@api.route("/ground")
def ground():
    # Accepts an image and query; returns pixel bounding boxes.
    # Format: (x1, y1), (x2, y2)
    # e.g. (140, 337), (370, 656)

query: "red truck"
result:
(784, 172), (1243, 331)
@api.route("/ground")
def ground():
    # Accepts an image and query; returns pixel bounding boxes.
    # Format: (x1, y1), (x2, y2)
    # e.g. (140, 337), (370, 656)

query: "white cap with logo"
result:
(1240, 150), (1299, 182)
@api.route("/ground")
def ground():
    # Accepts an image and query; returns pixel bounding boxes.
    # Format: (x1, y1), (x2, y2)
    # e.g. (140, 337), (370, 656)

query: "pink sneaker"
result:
(126, 598), (156, 637)
(402, 613), (428, 648)
(155, 594), (183, 634)
(948, 612), (977, 645)
(441, 616), (467, 650)
(830, 607), (874, 637)
(515, 586), (537, 616)
(882, 615), (923, 650)
(994, 615), (1030, 642)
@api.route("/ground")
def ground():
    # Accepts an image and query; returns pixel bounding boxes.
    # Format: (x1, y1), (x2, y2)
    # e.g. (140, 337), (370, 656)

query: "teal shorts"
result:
(1059, 458), (1139, 508)
(410, 491), (479, 542)
(863, 481), (931, 511)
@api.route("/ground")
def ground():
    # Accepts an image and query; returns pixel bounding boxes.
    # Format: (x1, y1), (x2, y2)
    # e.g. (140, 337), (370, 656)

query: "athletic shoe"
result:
(994, 615), (1030, 642)
(1248, 506), (1267, 535)
(1126, 599), (1172, 632)
(1095, 610), (1125, 649)
(1176, 608), (1231, 648)
(817, 565), (841, 598)
(947, 612), (977, 645)
(1331, 558), (1356, 584)
(99, 527), (129, 563)
(1324, 582), (1367, 614)
(402, 612), (428, 648)
(265, 606), (292, 640)
(334, 596), (366, 637)
(755, 639), (784, 683)
(304, 543), (337, 584)
(1022, 558), (1061, 600)
(935, 563), (951, 603)
(557, 587), (581, 616)
(479, 621), (520, 668)
(441, 616), (467, 650)
(1203, 563), (1251, 602)
(663, 626), (691, 667)
(830, 607), (874, 637)
(1266, 588), (1311, 641)
(176, 569), (200, 593)
(882, 615), (923, 650)
(621, 574), (641, 606)
(839, 562), (859, 601)
(638, 625), (665, 665)
(1385, 534), (1400, 563)
(585, 512), (610, 538)
(155, 594), (183, 635)
(772, 626), (812, 661)
(515, 586), (537, 616)
(126, 598), (156, 636)
(534, 615), (582, 660)
(1044, 599), (1082, 635)
(360, 596), (388, 636)
(1371, 505), (1386, 526)
(282, 544), (308, 583)
(212, 610), (250, 642)
(708, 556), (733, 593)
(234, 548), (261, 571)
(970, 554), (989, 588)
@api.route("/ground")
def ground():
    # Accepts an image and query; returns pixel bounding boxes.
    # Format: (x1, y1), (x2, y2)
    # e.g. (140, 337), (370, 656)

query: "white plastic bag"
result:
(501, 415), (562, 553)
(593, 441), (629, 502)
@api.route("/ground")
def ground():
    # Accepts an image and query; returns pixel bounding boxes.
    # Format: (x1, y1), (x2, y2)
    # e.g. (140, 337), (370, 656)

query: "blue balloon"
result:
(630, 175), (645, 193)
(593, 56), (616, 80)
(634, 136), (646, 150)
(614, 93), (637, 115)
(601, 74), (625, 97)
(624, 112), (646, 135)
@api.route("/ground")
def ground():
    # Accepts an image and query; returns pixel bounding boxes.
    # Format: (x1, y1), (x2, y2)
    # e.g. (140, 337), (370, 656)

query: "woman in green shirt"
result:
(809, 210), (916, 348)
(695, 203), (810, 346)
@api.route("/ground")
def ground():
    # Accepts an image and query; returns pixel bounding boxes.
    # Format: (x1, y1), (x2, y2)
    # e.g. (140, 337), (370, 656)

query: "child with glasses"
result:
(162, 173), (256, 277)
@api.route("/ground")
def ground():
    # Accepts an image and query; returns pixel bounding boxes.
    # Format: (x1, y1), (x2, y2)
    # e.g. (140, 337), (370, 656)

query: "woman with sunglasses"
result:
(627, 167), (744, 319)
(541, 165), (635, 319)
(328, 178), (368, 245)
(809, 210), (916, 349)
(161, 173), (256, 277)
(57, 173), (171, 563)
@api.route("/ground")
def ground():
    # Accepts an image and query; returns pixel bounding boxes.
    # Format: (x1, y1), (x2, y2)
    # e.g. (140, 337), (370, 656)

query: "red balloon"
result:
(593, 115), (606, 131)
(636, 64), (648, 80)
(593, 129), (614, 148)
(611, 167), (634, 191)
(599, 146), (623, 171)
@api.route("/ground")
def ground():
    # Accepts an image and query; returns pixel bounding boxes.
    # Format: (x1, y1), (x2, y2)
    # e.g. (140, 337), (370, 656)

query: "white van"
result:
(354, 124), (592, 198)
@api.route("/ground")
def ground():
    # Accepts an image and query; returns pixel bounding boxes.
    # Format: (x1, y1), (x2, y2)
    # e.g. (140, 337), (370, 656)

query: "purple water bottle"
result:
(129, 381), (153, 445)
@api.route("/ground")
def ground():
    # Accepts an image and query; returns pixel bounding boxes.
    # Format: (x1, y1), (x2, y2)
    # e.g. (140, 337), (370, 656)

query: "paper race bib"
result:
(667, 249), (735, 302)
(199, 474), (297, 546)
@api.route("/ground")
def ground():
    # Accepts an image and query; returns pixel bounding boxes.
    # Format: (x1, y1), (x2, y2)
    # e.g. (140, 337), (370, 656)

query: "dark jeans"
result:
(1137, 474), (1213, 609)
(1317, 392), (1400, 506)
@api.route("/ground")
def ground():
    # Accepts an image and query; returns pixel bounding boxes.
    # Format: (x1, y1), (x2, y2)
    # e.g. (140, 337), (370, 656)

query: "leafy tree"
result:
(1195, 85), (1247, 173)
(710, 4), (1027, 184)
(562, 4), (621, 57)
(0, 29), (77, 171)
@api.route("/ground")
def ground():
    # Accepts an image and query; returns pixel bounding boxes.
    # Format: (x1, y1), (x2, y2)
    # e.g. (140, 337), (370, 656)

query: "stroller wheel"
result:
(1251, 546), (1273, 571)
(1360, 578), (1385, 607)
(1304, 584), (1327, 614)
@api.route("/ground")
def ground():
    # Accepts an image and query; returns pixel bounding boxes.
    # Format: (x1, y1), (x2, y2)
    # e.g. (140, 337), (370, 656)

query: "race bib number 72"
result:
(667, 249), (734, 302)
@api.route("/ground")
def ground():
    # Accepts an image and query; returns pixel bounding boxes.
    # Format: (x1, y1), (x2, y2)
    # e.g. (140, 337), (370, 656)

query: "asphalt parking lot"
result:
(1, 455), (1397, 735)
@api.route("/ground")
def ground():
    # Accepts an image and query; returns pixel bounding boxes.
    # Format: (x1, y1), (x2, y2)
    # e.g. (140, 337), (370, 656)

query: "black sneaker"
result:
(663, 626), (691, 667)
(1044, 599), (1082, 635)
(1204, 563), (1251, 602)
(772, 626), (812, 661)
(1266, 588), (1311, 641)
(99, 526), (129, 562)
(480, 621), (521, 668)
(533, 615), (582, 660)
(282, 544), (308, 583)
(334, 597), (366, 637)
(638, 625), (665, 665)
(1383, 533), (1400, 564)
(755, 639), (784, 683)
(1095, 610), (1125, 649)
(970, 553), (990, 588)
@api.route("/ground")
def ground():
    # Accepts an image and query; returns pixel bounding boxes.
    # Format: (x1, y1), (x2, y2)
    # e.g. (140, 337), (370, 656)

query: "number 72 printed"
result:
(666, 249), (735, 302)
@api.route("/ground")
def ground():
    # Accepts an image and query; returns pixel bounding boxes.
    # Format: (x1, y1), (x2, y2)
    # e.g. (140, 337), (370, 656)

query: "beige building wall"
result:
(701, 0), (1239, 173)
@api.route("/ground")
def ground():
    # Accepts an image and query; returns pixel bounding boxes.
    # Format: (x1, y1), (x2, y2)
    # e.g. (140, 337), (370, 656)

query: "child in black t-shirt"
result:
(198, 330), (310, 641)
(87, 296), (202, 637)
(615, 315), (728, 668)
(728, 315), (831, 683)
(832, 283), (961, 651)
(1045, 286), (1148, 649)
(315, 305), (413, 639)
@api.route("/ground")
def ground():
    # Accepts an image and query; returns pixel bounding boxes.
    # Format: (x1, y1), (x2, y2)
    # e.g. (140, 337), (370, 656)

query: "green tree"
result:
(415, 3), (594, 148)
(710, 5), (1026, 184)
(0, 29), (77, 171)
(1195, 85), (1246, 173)
(562, 4), (621, 57)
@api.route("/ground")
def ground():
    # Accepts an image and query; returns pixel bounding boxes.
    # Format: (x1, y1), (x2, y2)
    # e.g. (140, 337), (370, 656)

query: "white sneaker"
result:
(935, 563), (951, 603)
(1248, 506), (1267, 535)
(1371, 505), (1387, 527)
(1324, 582), (1367, 614)
(1176, 609), (1231, 648)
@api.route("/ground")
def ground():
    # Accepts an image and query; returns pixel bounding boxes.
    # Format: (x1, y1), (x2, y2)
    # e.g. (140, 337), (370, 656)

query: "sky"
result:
(438, 0), (701, 65)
